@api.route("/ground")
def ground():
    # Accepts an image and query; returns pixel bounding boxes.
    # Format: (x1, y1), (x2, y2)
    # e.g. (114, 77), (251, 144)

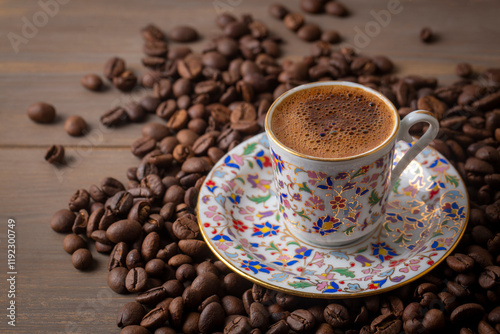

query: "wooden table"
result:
(0, 0), (499, 332)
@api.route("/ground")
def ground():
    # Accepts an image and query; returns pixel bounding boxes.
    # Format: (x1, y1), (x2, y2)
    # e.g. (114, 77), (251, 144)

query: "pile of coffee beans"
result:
(47, 4), (500, 334)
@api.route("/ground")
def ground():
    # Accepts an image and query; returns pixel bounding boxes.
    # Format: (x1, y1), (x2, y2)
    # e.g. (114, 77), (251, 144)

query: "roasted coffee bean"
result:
(178, 239), (207, 258)
(325, 1), (348, 16)
(141, 23), (165, 42)
(450, 303), (485, 325)
(199, 302), (225, 333)
(106, 219), (142, 244)
(420, 27), (434, 43)
(192, 133), (216, 155)
(222, 295), (245, 316)
(143, 40), (168, 57)
(249, 302), (270, 332)
(101, 177), (125, 197)
(168, 254), (192, 267)
(300, 0), (324, 13)
(104, 56), (126, 80)
(27, 102), (56, 123)
(136, 286), (167, 305)
(108, 267), (129, 294)
(198, 260), (219, 276)
(81, 73), (103, 91)
(126, 267), (148, 293)
(446, 253), (475, 272)
(123, 101), (146, 122)
(224, 316), (252, 334)
(120, 325), (150, 334)
(191, 273), (219, 300)
(126, 249), (144, 270)
(72, 209), (89, 234)
(117, 302), (146, 328)
(167, 109), (189, 131)
(45, 144), (65, 164)
(105, 191), (133, 216)
(140, 306), (169, 329)
(109, 242), (128, 270)
(101, 106), (129, 127)
(287, 309), (315, 333)
(269, 3), (289, 19)
(479, 266), (500, 289)
(324, 304), (349, 328)
(176, 129), (199, 147)
(131, 137), (157, 157)
(141, 231), (160, 262)
(71, 248), (92, 270)
(68, 189), (90, 211)
(63, 234), (87, 254)
(113, 70), (137, 91)
(371, 313), (402, 334)
(283, 13), (304, 31)
(64, 115), (87, 136)
(468, 245), (494, 268)
(169, 25), (198, 42)
(297, 24), (322, 42)
(175, 263), (196, 282)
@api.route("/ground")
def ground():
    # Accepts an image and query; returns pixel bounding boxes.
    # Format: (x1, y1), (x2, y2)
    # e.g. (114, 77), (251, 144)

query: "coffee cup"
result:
(265, 81), (439, 246)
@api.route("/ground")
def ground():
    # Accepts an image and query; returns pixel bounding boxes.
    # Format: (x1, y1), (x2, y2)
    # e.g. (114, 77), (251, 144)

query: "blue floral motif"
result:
(224, 155), (240, 169)
(371, 242), (398, 262)
(252, 222), (279, 237)
(312, 215), (342, 236)
(241, 260), (274, 275)
(294, 247), (313, 259)
(323, 281), (340, 293)
(271, 149), (285, 174)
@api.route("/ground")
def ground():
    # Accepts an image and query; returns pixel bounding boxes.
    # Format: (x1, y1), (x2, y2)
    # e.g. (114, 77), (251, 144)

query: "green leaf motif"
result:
(287, 241), (300, 247)
(297, 209), (311, 221)
(236, 177), (245, 184)
(266, 241), (280, 252)
(243, 142), (257, 156)
(356, 247), (367, 253)
(248, 193), (271, 204)
(235, 245), (243, 251)
(343, 226), (355, 236)
(445, 174), (459, 187)
(276, 213), (280, 221)
(432, 231), (444, 238)
(299, 182), (312, 194)
(368, 190), (381, 206)
(352, 168), (365, 179)
(384, 222), (393, 232)
(248, 161), (254, 168)
(288, 281), (315, 289)
(332, 268), (355, 278)
(392, 178), (400, 193)
(394, 234), (411, 244)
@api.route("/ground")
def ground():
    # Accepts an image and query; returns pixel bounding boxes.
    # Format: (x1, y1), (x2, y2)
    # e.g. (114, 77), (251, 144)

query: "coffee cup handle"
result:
(391, 110), (440, 187)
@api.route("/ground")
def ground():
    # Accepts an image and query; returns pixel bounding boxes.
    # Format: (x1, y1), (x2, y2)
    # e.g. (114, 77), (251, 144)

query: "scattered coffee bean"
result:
(45, 144), (65, 164)
(72, 248), (93, 270)
(420, 27), (434, 43)
(81, 74), (103, 91)
(64, 115), (88, 136)
(169, 26), (198, 42)
(27, 102), (56, 123)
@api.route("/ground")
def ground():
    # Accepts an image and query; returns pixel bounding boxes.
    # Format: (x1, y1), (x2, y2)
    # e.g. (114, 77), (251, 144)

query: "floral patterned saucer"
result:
(197, 133), (468, 298)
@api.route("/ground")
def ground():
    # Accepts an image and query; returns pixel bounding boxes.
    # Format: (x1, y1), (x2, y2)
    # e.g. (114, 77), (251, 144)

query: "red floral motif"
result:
(329, 196), (347, 210)
(232, 219), (248, 232)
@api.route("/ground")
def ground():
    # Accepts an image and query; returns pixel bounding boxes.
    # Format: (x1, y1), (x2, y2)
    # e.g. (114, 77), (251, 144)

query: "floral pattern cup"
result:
(265, 81), (440, 247)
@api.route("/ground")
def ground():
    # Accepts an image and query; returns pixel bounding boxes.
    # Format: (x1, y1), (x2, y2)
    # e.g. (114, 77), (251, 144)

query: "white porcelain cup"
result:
(265, 81), (439, 247)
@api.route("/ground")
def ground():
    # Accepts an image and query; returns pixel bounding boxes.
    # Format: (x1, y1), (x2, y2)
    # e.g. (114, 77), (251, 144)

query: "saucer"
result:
(197, 133), (468, 298)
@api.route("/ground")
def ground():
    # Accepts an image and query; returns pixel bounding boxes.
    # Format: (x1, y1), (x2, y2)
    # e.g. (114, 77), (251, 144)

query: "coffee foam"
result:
(270, 85), (396, 159)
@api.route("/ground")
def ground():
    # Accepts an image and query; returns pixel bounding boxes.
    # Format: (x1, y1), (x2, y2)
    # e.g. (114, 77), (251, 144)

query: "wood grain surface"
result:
(0, 0), (499, 333)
